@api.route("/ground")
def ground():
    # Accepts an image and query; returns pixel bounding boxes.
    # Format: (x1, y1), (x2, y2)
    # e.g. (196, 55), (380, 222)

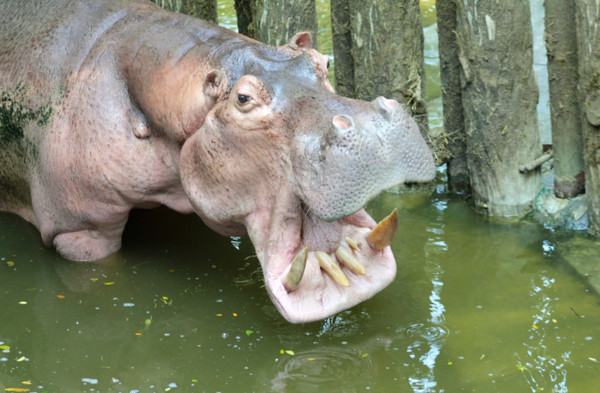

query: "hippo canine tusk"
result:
(367, 208), (399, 250)
(335, 246), (366, 275)
(283, 247), (308, 291)
(316, 251), (350, 287)
(345, 236), (360, 251)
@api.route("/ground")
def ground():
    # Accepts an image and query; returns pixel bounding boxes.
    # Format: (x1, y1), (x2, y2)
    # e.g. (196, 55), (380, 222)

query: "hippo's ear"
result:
(203, 69), (227, 100)
(288, 32), (313, 50)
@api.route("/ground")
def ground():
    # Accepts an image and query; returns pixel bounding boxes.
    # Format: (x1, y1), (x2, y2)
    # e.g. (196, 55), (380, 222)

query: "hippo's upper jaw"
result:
(180, 55), (435, 323)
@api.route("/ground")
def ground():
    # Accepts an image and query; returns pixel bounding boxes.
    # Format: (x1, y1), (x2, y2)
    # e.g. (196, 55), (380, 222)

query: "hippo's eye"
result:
(237, 94), (251, 104)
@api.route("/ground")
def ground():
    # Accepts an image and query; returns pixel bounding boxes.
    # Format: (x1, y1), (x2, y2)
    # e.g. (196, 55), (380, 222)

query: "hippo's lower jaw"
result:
(246, 205), (399, 324)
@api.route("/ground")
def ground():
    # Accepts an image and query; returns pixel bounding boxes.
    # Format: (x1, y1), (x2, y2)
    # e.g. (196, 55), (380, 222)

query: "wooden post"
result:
(151, 0), (217, 23)
(575, 1), (600, 235)
(437, 0), (469, 193)
(545, 0), (585, 198)
(455, 1), (541, 217)
(238, 0), (318, 47)
(330, 0), (355, 98)
(348, 0), (428, 132)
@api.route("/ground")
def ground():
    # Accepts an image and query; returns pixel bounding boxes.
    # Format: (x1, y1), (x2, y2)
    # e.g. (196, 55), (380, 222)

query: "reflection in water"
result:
(408, 199), (449, 392)
(517, 275), (570, 392)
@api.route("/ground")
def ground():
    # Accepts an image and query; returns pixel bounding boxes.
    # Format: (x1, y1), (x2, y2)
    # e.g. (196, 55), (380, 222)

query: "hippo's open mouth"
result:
(250, 202), (399, 324)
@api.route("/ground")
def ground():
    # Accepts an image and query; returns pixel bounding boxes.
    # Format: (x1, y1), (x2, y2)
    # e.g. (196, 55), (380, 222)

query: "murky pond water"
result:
(2, 183), (599, 392)
(1, 1), (598, 392)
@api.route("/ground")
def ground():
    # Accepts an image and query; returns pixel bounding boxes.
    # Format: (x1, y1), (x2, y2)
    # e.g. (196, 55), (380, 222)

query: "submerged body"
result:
(0, 0), (435, 322)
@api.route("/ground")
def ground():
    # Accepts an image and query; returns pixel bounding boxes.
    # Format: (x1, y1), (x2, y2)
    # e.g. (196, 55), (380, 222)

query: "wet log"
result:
(437, 0), (469, 193)
(575, 1), (600, 235)
(151, 0), (217, 23)
(545, 0), (585, 199)
(331, 0), (428, 134)
(455, 1), (541, 217)
(238, 0), (318, 47)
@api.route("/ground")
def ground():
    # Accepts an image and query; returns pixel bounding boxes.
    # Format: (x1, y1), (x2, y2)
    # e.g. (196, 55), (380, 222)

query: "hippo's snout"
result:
(293, 96), (436, 222)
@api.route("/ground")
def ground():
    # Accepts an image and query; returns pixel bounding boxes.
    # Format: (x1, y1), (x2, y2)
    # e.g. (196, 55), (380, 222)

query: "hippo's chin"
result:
(247, 207), (398, 324)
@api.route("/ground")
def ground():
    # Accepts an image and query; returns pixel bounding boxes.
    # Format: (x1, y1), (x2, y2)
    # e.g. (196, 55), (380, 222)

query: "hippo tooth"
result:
(316, 251), (350, 287)
(283, 247), (308, 292)
(345, 236), (360, 251)
(335, 246), (366, 275)
(367, 208), (399, 250)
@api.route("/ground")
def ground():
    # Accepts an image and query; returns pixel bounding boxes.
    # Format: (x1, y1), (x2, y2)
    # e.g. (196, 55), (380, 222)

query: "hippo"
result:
(0, 0), (435, 323)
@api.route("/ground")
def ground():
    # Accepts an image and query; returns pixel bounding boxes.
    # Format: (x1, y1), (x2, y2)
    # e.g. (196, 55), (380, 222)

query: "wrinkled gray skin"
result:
(0, 0), (435, 323)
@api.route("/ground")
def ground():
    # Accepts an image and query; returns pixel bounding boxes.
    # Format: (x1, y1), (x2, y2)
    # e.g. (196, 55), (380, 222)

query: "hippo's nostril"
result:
(374, 96), (398, 119)
(332, 114), (355, 131)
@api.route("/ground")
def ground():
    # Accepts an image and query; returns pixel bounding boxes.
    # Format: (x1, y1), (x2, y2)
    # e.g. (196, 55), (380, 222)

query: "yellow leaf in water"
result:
(0, 345), (10, 350)
(21, 382), (31, 385)
(362, 353), (369, 358)
(90, 278), (98, 282)
(6, 261), (14, 266)
(18, 301), (27, 305)
(56, 295), (65, 299)
(5, 388), (30, 392)
(532, 324), (538, 329)
(104, 282), (115, 286)
(285, 350), (295, 356)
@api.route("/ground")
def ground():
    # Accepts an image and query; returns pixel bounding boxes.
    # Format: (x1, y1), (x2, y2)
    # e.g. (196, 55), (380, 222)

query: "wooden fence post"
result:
(454, 1), (541, 217)
(575, 1), (600, 235)
(331, 0), (428, 133)
(437, 0), (469, 193)
(151, 0), (217, 23)
(545, 0), (585, 198)
(235, 0), (318, 47)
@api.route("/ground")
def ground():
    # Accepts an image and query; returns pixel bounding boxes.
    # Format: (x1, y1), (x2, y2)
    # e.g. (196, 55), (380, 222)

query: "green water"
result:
(2, 187), (599, 392)
(1, 1), (597, 392)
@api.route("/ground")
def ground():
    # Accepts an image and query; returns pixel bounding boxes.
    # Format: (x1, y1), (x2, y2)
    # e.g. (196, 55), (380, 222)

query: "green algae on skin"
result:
(0, 82), (53, 146)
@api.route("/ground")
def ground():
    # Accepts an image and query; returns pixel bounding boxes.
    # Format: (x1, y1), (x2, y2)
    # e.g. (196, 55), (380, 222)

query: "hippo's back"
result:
(0, 0), (158, 94)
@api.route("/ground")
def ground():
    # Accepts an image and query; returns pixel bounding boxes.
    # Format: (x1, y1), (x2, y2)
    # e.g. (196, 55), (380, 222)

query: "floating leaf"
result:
(245, 330), (253, 336)
(532, 324), (538, 329)
(285, 350), (295, 356)
(589, 357), (599, 363)
(307, 357), (315, 361)
(0, 345), (10, 350)
(191, 379), (198, 383)
(20, 382), (31, 385)
(6, 261), (14, 266)
(90, 278), (98, 282)
(5, 388), (30, 392)
(232, 313), (238, 317)
(517, 365), (527, 371)
(104, 282), (115, 286)
(18, 301), (27, 305)
(16, 356), (26, 362)
(362, 353), (369, 358)
(56, 295), (65, 299)
(135, 332), (142, 336)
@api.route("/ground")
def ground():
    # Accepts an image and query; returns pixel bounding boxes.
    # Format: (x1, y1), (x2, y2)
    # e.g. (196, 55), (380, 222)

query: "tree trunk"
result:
(234, 0), (254, 37)
(455, 1), (541, 217)
(545, 0), (585, 198)
(243, 0), (318, 47)
(330, 0), (354, 98)
(345, 0), (428, 133)
(151, 0), (217, 23)
(575, 1), (600, 235)
(437, 0), (469, 193)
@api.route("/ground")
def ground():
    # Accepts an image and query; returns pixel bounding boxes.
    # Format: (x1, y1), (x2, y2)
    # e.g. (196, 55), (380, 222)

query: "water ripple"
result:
(271, 347), (375, 392)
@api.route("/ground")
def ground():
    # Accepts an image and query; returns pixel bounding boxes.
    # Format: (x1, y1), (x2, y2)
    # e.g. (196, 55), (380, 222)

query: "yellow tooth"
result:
(367, 208), (399, 250)
(316, 251), (350, 287)
(345, 236), (360, 251)
(283, 247), (308, 292)
(335, 246), (366, 275)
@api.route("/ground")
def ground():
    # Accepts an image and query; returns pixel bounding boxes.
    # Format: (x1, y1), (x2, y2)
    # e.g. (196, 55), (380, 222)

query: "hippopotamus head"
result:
(180, 34), (435, 323)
